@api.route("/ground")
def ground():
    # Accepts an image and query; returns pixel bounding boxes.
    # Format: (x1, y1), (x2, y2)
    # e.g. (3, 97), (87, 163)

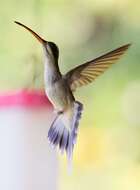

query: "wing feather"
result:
(65, 44), (131, 91)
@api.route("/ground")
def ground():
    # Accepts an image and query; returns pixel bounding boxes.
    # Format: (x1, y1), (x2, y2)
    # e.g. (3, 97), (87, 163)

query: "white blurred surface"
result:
(0, 107), (58, 190)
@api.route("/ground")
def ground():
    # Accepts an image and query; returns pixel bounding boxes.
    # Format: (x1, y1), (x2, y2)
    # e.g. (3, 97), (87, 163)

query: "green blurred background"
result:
(0, 0), (140, 189)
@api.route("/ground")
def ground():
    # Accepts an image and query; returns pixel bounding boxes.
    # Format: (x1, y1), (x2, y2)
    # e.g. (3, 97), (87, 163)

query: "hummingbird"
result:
(15, 21), (131, 161)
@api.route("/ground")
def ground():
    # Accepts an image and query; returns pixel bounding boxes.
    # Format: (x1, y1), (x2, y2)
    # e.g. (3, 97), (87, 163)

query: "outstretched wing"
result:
(64, 44), (131, 91)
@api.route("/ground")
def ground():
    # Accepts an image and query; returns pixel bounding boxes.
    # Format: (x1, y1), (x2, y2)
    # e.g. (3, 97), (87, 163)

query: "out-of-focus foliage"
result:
(0, 0), (140, 190)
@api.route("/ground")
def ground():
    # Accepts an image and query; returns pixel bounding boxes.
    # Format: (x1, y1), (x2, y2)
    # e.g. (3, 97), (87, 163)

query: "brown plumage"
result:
(65, 44), (130, 91)
(15, 21), (131, 163)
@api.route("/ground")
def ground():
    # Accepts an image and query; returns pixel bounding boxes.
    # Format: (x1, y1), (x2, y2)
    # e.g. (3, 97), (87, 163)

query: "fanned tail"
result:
(48, 101), (83, 161)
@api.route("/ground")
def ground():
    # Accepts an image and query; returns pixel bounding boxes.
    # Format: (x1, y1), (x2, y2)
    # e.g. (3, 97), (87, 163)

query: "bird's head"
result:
(14, 21), (59, 61)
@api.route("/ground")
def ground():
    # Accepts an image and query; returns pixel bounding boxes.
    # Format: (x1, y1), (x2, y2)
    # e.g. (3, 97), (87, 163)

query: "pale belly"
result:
(45, 81), (72, 111)
(44, 62), (73, 111)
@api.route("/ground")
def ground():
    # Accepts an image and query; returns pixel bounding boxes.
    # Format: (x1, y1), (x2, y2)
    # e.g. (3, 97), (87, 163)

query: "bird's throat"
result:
(44, 52), (61, 86)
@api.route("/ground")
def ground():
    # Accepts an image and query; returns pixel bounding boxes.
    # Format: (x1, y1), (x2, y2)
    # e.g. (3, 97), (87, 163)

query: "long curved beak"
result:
(14, 21), (46, 45)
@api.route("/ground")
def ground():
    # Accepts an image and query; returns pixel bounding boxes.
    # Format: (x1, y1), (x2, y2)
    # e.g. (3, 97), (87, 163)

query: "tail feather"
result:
(48, 101), (83, 161)
(59, 128), (68, 152)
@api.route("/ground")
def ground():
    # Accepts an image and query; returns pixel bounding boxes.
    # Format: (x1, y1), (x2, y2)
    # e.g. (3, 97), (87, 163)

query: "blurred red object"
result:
(0, 89), (52, 108)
